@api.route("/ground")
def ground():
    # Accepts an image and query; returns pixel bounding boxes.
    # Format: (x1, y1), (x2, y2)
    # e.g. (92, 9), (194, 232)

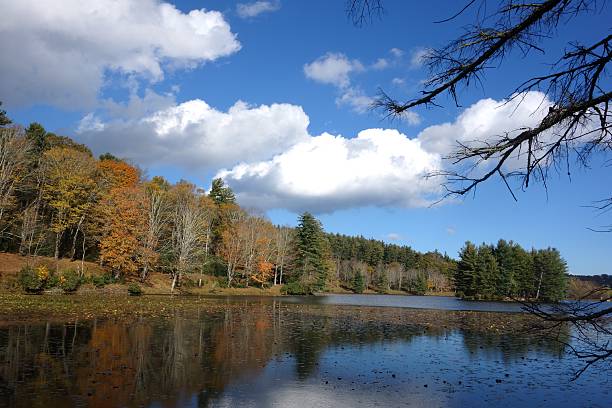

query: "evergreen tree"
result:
(406, 273), (428, 295)
(494, 239), (517, 297)
(99, 152), (120, 162)
(476, 244), (498, 298)
(208, 178), (236, 253)
(456, 241), (478, 296)
(0, 102), (11, 126)
(513, 245), (534, 299)
(25, 122), (47, 155)
(208, 178), (235, 205)
(289, 212), (329, 292)
(533, 248), (568, 302)
(352, 272), (365, 293)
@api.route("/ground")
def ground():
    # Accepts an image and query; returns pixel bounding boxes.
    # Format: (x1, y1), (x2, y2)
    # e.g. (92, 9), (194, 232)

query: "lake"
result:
(0, 294), (609, 407)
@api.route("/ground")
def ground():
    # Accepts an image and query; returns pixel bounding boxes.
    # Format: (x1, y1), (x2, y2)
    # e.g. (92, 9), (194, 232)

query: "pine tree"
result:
(476, 244), (498, 299)
(208, 178), (236, 253)
(494, 239), (517, 297)
(352, 272), (365, 293)
(208, 178), (235, 205)
(290, 212), (329, 292)
(534, 248), (568, 302)
(512, 245), (534, 299)
(0, 102), (10, 127)
(456, 241), (478, 297)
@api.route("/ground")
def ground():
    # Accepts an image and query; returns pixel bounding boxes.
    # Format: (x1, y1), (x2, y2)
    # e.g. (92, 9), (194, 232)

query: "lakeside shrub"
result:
(281, 281), (310, 295)
(45, 272), (60, 289)
(59, 269), (81, 292)
(128, 283), (143, 296)
(18, 266), (46, 293)
(90, 272), (118, 288)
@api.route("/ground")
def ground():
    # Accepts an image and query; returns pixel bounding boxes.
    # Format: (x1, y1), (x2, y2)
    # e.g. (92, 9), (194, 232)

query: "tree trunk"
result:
(80, 232), (86, 277)
(54, 232), (61, 260)
(171, 272), (178, 292)
(535, 268), (544, 300)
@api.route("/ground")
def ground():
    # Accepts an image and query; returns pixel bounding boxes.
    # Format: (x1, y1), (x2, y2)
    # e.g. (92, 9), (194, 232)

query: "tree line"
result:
(456, 240), (568, 302)
(0, 118), (568, 297)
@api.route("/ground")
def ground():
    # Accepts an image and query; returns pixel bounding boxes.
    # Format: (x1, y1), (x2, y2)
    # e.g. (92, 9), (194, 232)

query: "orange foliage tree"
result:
(97, 160), (148, 278)
(251, 260), (274, 288)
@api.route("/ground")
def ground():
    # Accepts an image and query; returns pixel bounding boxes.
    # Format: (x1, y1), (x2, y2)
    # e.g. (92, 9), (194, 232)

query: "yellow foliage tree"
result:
(42, 147), (98, 260)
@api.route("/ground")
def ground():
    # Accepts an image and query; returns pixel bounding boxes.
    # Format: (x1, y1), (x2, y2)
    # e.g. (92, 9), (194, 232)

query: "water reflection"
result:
(0, 300), (608, 408)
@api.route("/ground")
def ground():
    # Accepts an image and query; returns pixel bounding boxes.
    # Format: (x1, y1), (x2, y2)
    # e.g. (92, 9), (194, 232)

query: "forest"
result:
(0, 119), (568, 298)
(456, 241), (568, 302)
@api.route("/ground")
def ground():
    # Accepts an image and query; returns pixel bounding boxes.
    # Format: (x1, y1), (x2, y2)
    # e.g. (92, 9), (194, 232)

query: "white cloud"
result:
(216, 129), (441, 212)
(78, 91), (553, 213)
(77, 113), (105, 133)
(215, 91), (552, 212)
(372, 58), (390, 70)
(304, 53), (364, 88)
(236, 1), (281, 19)
(446, 227), (456, 235)
(401, 111), (422, 126)
(418, 91), (550, 157)
(78, 97), (310, 169)
(390, 48), (404, 58)
(336, 87), (374, 114)
(391, 78), (405, 86)
(410, 48), (429, 68)
(304, 53), (377, 114)
(0, 0), (240, 109)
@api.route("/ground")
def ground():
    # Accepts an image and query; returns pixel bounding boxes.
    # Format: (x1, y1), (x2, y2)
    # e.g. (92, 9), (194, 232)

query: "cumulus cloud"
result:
(215, 91), (551, 212)
(304, 53), (376, 114)
(77, 113), (105, 133)
(417, 91), (550, 157)
(216, 129), (441, 212)
(78, 97), (310, 169)
(304, 51), (421, 118)
(303, 53), (364, 88)
(335, 88), (374, 114)
(236, 1), (281, 18)
(78, 91), (551, 213)
(0, 0), (240, 108)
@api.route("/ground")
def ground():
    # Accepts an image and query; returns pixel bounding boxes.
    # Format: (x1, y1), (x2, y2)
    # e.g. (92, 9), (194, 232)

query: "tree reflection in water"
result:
(0, 300), (594, 408)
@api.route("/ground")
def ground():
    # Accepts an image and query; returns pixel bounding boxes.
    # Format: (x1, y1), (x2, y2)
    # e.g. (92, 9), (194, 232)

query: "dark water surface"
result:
(0, 295), (609, 407)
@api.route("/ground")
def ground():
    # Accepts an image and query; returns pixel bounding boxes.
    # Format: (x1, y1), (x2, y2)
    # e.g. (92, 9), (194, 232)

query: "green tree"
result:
(533, 248), (568, 302)
(0, 102), (11, 127)
(476, 244), (498, 299)
(99, 152), (120, 162)
(456, 241), (478, 297)
(289, 212), (329, 292)
(352, 272), (365, 293)
(208, 178), (235, 205)
(494, 239), (517, 296)
(25, 123), (47, 155)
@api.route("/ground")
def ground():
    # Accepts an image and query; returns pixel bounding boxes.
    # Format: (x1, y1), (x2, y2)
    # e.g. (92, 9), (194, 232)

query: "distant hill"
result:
(570, 274), (612, 288)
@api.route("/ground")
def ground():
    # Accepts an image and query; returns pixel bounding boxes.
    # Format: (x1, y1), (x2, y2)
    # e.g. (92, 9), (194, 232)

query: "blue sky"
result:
(2, 0), (611, 274)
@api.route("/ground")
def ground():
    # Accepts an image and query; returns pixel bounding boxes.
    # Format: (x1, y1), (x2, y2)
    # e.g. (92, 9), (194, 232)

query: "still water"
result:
(0, 295), (609, 407)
